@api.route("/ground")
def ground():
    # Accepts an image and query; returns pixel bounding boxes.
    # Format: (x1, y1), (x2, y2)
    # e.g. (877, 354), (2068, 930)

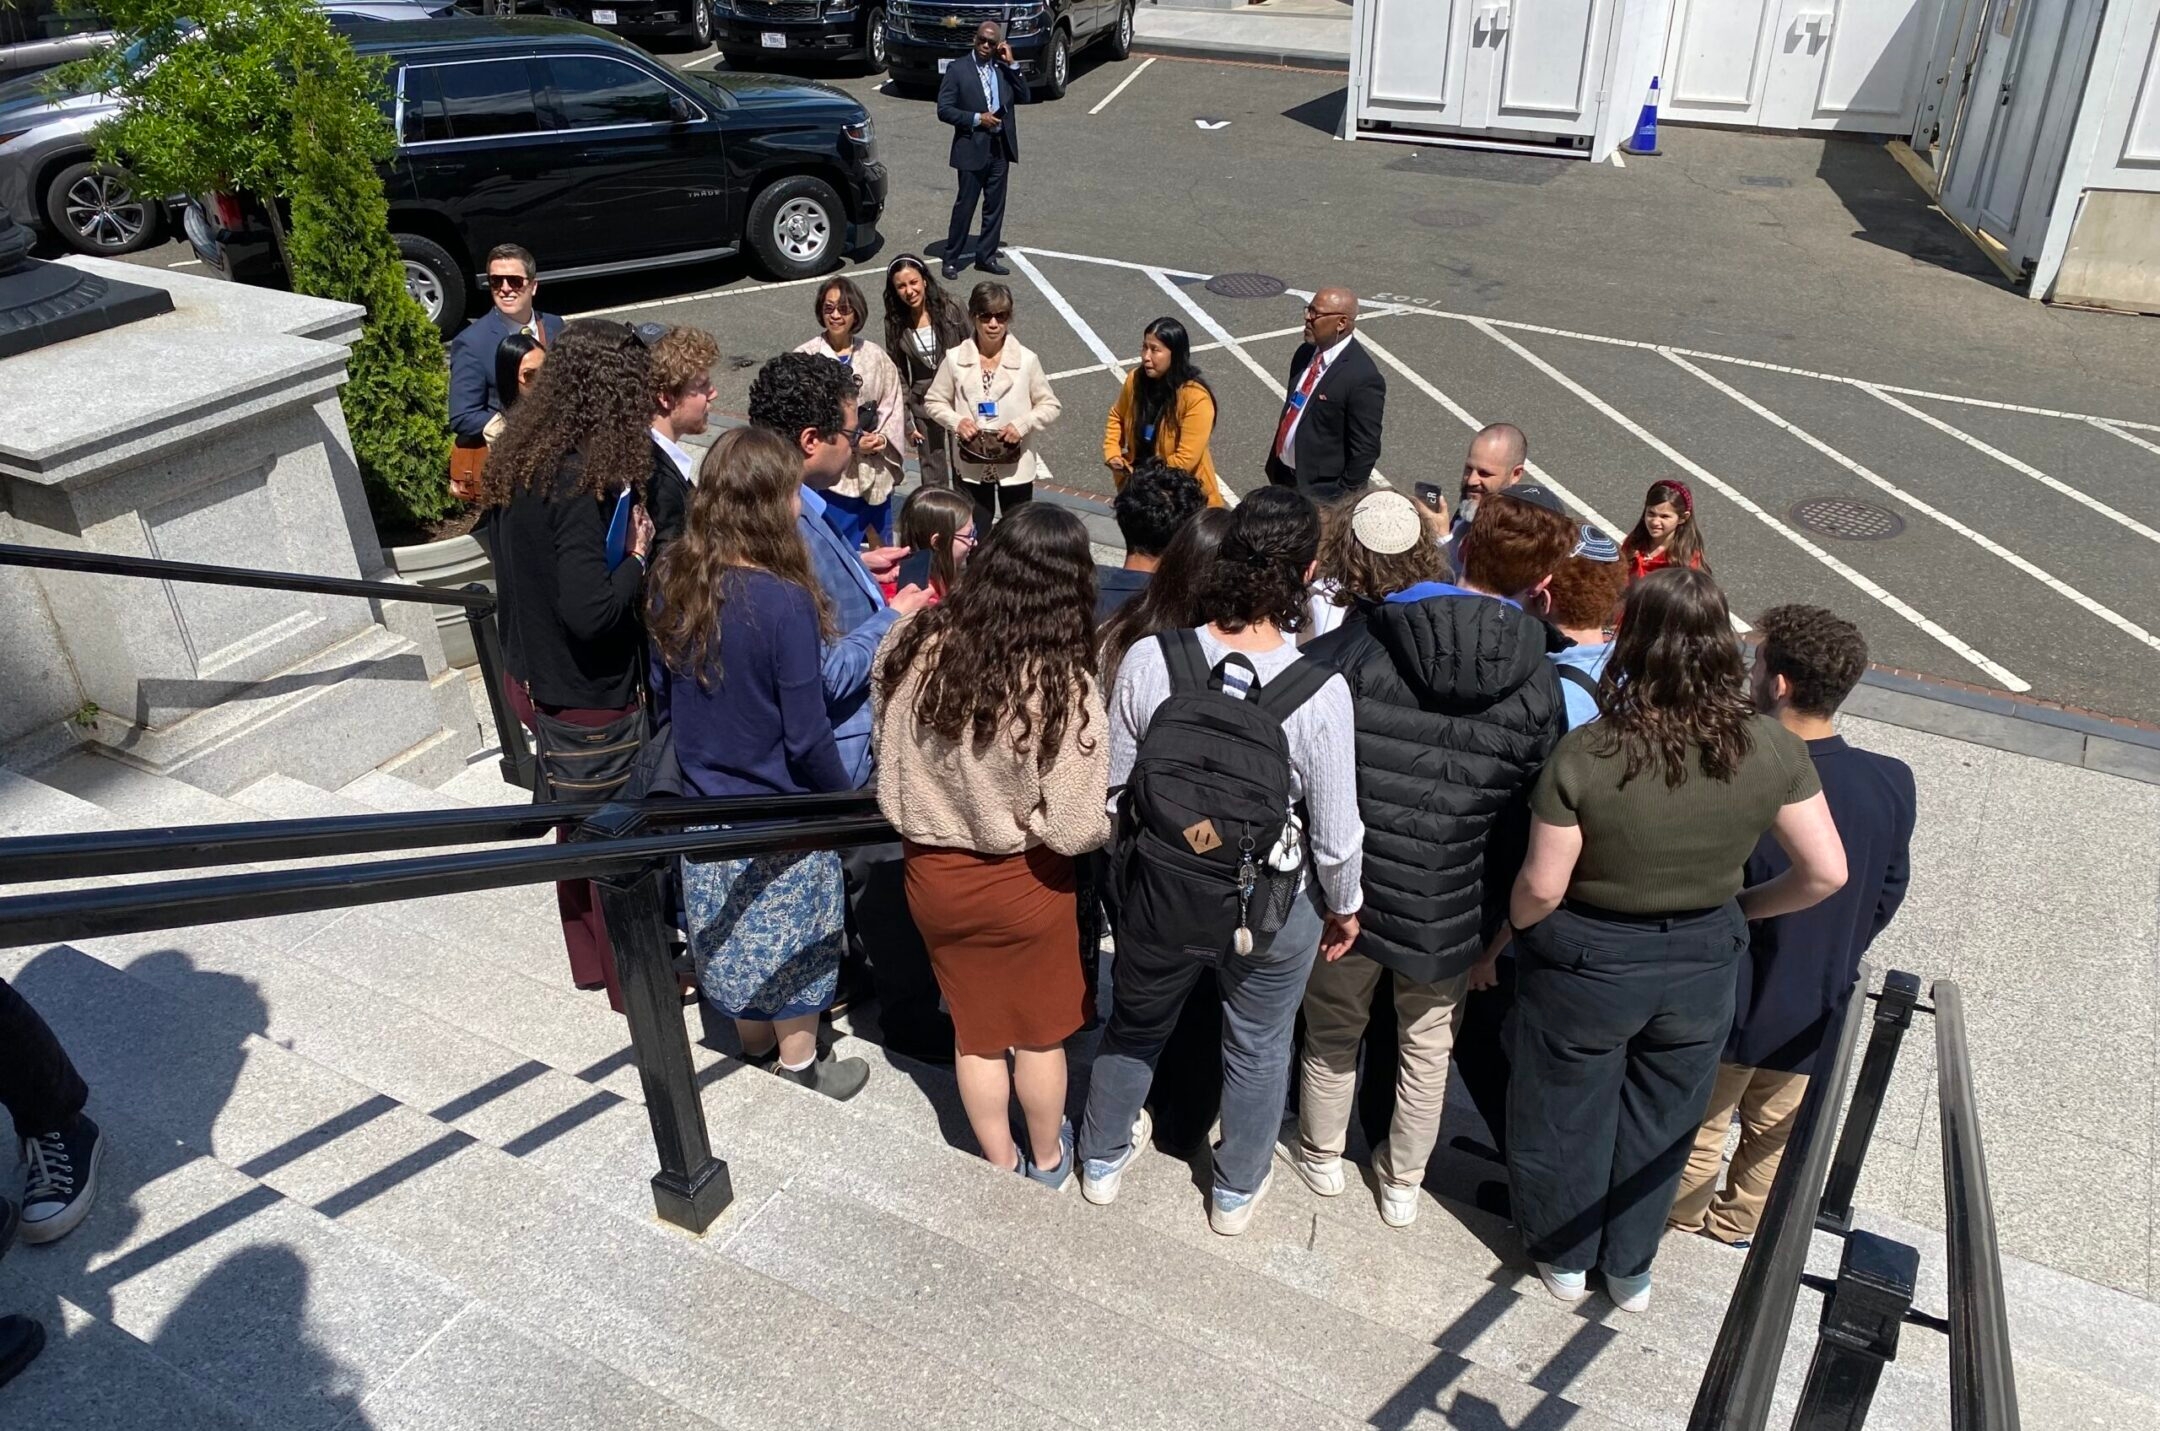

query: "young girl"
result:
(889, 487), (977, 604)
(1623, 480), (1710, 580)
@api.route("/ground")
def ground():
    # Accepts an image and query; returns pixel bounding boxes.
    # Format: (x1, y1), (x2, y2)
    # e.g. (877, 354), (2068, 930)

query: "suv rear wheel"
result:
(396, 233), (467, 334)
(746, 175), (843, 280)
(691, 0), (712, 48)
(862, 5), (887, 73)
(44, 160), (162, 256)
(1038, 25), (1070, 100)
(1105, 0), (1134, 59)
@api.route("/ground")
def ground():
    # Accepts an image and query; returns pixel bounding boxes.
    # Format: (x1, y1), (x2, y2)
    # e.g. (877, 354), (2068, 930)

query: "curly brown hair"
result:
(1461, 491), (1576, 597)
(646, 427), (834, 686)
(1756, 604), (1869, 716)
(1318, 490), (1447, 606)
(482, 319), (654, 508)
(649, 326), (720, 403)
(1200, 486), (1320, 633)
(877, 503), (1098, 767)
(1591, 567), (1756, 788)
(1545, 550), (1629, 632)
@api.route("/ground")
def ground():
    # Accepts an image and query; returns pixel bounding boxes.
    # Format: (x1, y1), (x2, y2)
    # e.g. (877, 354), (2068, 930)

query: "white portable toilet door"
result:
(1357, 0), (1479, 129)
(1478, 0), (1617, 139)
(1940, 0), (2100, 243)
(1661, 0), (1949, 133)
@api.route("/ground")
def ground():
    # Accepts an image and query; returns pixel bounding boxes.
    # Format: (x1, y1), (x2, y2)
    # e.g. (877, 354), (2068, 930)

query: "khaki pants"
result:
(1297, 950), (1470, 1190)
(1668, 1061), (1810, 1243)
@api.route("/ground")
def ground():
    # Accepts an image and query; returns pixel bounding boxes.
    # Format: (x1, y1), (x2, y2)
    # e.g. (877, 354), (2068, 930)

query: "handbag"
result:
(449, 438), (487, 503)
(527, 699), (646, 803)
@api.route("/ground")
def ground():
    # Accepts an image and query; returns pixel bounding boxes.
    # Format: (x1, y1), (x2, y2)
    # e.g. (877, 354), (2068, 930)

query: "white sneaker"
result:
(1280, 1145), (1345, 1197)
(1209, 1166), (1274, 1237)
(1378, 1182), (1420, 1228)
(1080, 1108), (1152, 1206)
(1606, 1270), (1652, 1314)
(1535, 1262), (1590, 1305)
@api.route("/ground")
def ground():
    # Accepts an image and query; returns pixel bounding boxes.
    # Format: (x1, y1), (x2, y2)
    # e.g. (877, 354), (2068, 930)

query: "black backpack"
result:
(1111, 629), (1333, 960)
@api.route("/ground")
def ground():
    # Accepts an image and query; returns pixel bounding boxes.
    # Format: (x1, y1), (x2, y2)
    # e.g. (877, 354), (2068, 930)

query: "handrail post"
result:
(1793, 1230), (1919, 1430)
(592, 859), (732, 1234)
(1936, 980), (2020, 1431)
(1819, 970), (1922, 1233)
(460, 584), (535, 792)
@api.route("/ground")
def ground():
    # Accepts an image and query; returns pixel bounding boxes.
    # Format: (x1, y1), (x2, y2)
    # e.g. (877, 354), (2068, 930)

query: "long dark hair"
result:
(1099, 506), (1232, 688)
(1591, 566), (1755, 787)
(881, 253), (968, 365)
(1131, 316), (1213, 445)
(1201, 486), (1321, 634)
(878, 504), (1098, 766)
(494, 331), (543, 414)
(483, 319), (653, 507)
(897, 486), (975, 597)
(647, 428), (834, 685)
(1622, 479), (1710, 573)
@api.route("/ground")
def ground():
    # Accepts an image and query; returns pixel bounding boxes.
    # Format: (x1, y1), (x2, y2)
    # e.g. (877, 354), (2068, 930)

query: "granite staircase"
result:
(0, 735), (2152, 1431)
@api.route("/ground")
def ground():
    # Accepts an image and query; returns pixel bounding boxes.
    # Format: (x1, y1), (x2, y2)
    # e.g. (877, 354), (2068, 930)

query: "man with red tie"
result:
(1265, 286), (1387, 504)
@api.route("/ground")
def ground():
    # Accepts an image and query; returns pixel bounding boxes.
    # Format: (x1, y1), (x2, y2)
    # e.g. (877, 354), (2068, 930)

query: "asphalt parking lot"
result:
(114, 49), (2160, 725)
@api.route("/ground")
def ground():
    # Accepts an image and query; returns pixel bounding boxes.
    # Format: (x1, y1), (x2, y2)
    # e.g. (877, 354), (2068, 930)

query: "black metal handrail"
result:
(1935, 981), (2020, 1431)
(0, 541), (535, 789)
(1689, 961), (1875, 1431)
(0, 790), (881, 882)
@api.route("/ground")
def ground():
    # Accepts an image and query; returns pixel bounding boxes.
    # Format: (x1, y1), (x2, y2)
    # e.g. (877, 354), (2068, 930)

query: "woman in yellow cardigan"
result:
(1103, 317), (1224, 506)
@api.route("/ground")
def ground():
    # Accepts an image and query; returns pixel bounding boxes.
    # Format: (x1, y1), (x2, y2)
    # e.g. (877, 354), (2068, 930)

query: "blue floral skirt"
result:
(681, 847), (846, 1021)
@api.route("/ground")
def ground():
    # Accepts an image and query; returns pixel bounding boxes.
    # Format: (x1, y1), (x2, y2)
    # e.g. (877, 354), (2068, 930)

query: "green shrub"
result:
(65, 0), (453, 530)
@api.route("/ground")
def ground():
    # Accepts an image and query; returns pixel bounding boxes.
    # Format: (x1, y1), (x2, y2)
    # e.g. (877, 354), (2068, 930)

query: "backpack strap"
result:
(1250, 653), (1334, 723)
(1555, 664), (1602, 728)
(1160, 627), (1213, 696)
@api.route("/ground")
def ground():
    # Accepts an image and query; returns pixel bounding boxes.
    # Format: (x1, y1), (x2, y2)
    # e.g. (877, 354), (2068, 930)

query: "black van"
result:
(186, 18), (887, 331)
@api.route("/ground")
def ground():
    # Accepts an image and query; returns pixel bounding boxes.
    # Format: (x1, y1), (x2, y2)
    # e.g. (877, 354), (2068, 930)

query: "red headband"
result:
(1654, 480), (1694, 515)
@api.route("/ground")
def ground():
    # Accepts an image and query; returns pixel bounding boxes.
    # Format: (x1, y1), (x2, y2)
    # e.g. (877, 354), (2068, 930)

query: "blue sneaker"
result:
(1024, 1119), (1076, 1192)
(1080, 1108), (1152, 1206)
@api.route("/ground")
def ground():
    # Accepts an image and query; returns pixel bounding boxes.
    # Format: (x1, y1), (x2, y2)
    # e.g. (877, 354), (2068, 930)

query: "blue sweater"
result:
(650, 569), (851, 799)
(1731, 734), (1916, 1074)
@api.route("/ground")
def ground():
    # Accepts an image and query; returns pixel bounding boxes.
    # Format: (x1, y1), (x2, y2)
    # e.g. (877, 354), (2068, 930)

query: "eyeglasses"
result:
(835, 425), (863, 448)
(954, 526), (979, 547)
(1304, 304), (1349, 321)
(487, 273), (531, 291)
(819, 301), (854, 317)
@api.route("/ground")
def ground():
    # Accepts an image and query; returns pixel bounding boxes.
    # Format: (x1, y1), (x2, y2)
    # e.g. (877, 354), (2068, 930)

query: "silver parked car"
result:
(0, 0), (454, 255)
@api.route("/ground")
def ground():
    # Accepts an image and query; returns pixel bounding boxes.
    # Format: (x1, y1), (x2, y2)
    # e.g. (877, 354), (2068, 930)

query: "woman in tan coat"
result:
(1103, 316), (1223, 506)
(922, 281), (1061, 534)
(795, 276), (909, 546)
(873, 503), (1110, 1189)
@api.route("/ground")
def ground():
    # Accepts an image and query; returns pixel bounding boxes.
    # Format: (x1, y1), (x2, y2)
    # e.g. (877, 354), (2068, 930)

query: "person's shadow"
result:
(2, 946), (375, 1428)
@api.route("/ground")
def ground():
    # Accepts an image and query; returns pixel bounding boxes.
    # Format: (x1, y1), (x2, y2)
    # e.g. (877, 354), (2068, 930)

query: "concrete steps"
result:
(2, 754), (2145, 1430)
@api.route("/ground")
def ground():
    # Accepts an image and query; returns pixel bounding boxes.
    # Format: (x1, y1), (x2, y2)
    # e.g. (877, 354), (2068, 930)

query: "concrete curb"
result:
(1130, 35), (1349, 72)
(1844, 667), (2160, 786)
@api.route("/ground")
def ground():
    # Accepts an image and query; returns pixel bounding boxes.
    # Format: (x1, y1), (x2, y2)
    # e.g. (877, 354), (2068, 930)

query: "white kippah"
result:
(1349, 490), (1424, 556)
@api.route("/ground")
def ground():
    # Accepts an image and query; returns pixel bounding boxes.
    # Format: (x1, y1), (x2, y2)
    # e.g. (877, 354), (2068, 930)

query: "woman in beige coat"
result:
(922, 281), (1061, 534)
(794, 275), (909, 546)
(873, 503), (1109, 1189)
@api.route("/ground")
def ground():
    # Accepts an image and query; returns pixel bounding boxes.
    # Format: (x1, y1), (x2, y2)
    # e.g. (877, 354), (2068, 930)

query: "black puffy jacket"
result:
(1305, 590), (1565, 982)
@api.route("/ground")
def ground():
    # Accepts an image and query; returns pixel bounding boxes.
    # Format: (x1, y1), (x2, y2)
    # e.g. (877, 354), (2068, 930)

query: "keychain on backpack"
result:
(1233, 837), (1258, 956)
(1257, 806), (1305, 934)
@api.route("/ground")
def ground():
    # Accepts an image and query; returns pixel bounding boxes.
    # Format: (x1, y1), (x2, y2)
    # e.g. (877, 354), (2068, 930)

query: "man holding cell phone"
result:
(937, 21), (1028, 281)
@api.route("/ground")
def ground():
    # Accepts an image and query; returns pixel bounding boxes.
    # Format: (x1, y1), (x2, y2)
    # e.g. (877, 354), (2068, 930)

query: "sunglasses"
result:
(819, 301), (854, 316)
(976, 310), (1012, 324)
(487, 273), (531, 291)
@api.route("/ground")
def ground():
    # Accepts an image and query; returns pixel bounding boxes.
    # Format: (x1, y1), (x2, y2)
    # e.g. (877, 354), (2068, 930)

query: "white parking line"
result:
(2092, 418), (2160, 461)
(1045, 325), (1307, 382)
(1005, 248), (1125, 376)
(1475, 319), (2027, 691)
(166, 259), (202, 268)
(578, 264), (884, 317)
(683, 51), (724, 69)
(1862, 388), (2160, 548)
(1088, 56), (1155, 116)
(1669, 351), (2160, 658)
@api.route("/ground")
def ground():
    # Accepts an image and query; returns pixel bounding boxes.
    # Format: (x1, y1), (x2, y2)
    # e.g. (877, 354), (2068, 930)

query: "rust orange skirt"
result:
(902, 842), (1086, 1057)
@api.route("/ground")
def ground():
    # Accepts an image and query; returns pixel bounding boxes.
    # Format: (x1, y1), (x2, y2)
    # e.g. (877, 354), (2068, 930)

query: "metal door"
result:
(1482, 0), (1614, 138)
(1356, 0), (1474, 126)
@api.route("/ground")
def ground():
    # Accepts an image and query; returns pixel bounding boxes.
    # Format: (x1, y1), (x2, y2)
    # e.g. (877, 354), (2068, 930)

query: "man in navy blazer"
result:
(1263, 287), (1386, 504)
(448, 244), (564, 442)
(936, 21), (1028, 281)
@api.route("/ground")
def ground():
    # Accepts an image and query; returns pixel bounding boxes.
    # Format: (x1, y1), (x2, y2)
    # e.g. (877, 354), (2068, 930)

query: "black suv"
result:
(884, 0), (1133, 101)
(185, 18), (886, 331)
(544, 2), (889, 72)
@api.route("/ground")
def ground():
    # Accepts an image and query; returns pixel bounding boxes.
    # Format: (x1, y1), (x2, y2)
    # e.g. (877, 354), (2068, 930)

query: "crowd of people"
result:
(423, 237), (1920, 1317)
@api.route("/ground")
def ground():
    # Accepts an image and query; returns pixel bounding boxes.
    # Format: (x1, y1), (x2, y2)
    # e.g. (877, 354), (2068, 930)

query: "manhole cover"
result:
(1789, 497), (1906, 541)
(1204, 272), (1289, 300)
(1409, 208), (1487, 231)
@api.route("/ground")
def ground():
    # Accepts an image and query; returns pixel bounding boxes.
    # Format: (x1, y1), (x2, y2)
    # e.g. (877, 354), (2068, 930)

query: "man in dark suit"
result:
(447, 243), (564, 442)
(936, 21), (1027, 281)
(640, 324), (719, 564)
(1264, 286), (1387, 504)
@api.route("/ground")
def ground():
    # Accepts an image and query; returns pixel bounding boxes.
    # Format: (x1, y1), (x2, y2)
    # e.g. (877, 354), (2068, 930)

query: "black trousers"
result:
(958, 477), (1031, 533)
(1506, 903), (1743, 1278)
(1, 977), (88, 1142)
(840, 841), (953, 1060)
(945, 154), (1009, 264)
(1449, 957), (1518, 1157)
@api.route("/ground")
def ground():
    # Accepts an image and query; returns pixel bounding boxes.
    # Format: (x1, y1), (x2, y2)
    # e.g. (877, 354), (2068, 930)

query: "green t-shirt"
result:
(1530, 713), (1821, 914)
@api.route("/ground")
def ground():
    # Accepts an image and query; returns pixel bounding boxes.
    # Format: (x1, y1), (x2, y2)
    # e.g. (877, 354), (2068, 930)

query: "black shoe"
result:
(20, 1113), (100, 1246)
(941, 259), (964, 280)
(975, 255), (1011, 276)
(0, 1314), (45, 1390)
(775, 1052), (871, 1103)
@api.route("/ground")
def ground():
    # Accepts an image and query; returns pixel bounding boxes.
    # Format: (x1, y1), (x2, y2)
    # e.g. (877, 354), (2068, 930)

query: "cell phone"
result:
(857, 400), (880, 432)
(896, 549), (935, 589)
(1414, 482), (1445, 509)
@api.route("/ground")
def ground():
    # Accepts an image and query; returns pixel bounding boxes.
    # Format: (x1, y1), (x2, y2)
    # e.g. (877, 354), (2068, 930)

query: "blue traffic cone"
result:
(1621, 76), (1662, 157)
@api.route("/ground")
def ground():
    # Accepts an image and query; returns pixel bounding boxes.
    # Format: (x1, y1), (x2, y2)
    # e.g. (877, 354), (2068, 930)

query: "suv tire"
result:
(1038, 25), (1070, 100)
(1106, 0), (1134, 60)
(746, 175), (844, 280)
(44, 160), (162, 256)
(862, 6), (887, 73)
(691, 0), (712, 49)
(396, 233), (467, 334)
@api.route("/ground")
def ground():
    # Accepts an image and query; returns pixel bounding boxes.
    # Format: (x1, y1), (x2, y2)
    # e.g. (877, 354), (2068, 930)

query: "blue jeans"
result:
(821, 491), (892, 548)
(1081, 888), (1325, 1196)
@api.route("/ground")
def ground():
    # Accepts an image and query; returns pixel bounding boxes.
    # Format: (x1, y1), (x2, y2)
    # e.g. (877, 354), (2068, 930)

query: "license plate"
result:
(938, 57), (955, 72)
(761, 30), (786, 48)
(591, 7), (616, 22)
